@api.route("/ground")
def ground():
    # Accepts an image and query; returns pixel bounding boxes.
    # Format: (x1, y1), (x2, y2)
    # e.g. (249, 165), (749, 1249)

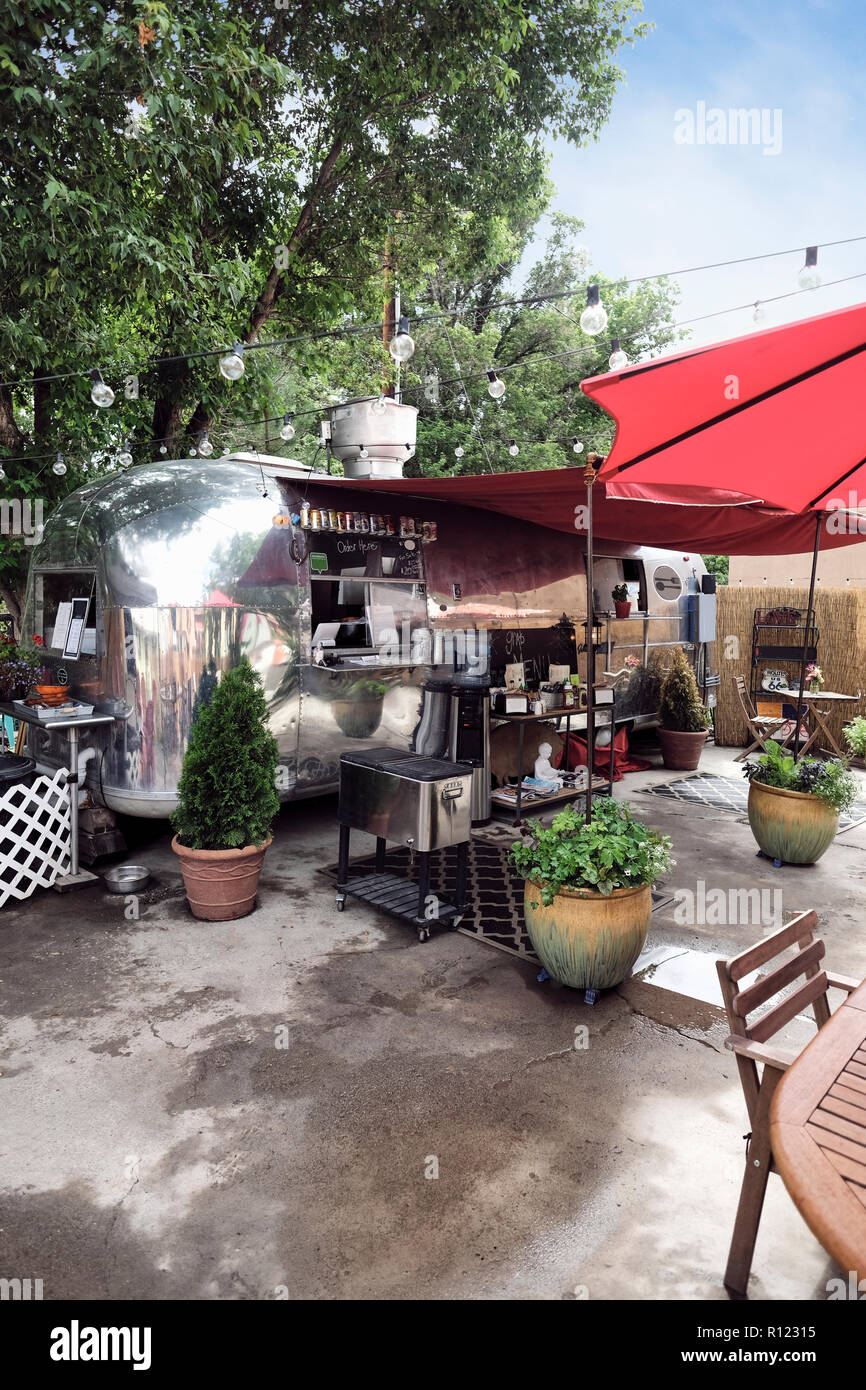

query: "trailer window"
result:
(652, 563), (684, 603)
(32, 570), (98, 660)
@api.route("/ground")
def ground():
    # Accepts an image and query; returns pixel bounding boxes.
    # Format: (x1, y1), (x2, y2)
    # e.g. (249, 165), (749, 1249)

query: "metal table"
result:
(0, 703), (116, 889)
(490, 703), (616, 825)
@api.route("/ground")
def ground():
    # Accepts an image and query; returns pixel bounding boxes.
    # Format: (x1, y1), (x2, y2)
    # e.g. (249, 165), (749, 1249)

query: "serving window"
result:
(307, 533), (428, 660)
(32, 569), (98, 662)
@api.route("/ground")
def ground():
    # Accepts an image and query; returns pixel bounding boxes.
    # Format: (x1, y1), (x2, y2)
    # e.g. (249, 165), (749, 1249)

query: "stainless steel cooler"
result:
(336, 748), (472, 940)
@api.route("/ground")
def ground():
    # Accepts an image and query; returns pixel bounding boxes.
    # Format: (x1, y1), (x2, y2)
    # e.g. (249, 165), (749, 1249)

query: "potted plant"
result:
(805, 662), (824, 694)
(0, 635), (41, 701)
(171, 658), (279, 920)
(510, 800), (673, 992)
(656, 646), (710, 771)
(331, 677), (388, 738)
(743, 739), (858, 865)
(612, 582), (631, 619)
(843, 715), (866, 769)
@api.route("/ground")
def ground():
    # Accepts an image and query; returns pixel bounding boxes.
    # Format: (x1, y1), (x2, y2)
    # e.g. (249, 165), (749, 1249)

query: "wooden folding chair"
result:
(716, 912), (861, 1295)
(733, 675), (796, 762)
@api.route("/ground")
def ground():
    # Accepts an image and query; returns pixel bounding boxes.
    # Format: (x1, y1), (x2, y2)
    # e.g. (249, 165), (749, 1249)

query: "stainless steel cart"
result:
(336, 749), (472, 941)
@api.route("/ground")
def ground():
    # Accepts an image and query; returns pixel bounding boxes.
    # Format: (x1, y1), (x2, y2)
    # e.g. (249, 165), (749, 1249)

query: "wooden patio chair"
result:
(716, 911), (861, 1295)
(733, 674), (795, 762)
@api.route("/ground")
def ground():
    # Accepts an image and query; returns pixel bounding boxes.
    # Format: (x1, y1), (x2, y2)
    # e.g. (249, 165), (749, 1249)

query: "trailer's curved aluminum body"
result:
(21, 459), (707, 817)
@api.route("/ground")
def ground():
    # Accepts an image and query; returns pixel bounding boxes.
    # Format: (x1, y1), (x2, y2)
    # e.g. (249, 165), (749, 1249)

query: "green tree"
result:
(1, 0), (650, 618)
(702, 554), (729, 585)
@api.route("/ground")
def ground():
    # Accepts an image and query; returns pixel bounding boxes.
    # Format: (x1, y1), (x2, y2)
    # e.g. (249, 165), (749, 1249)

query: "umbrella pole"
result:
(583, 456), (599, 822)
(792, 513), (822, 760)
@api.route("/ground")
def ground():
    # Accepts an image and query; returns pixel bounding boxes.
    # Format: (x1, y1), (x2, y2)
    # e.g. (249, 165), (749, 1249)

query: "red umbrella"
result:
(581, 300), (866, 752)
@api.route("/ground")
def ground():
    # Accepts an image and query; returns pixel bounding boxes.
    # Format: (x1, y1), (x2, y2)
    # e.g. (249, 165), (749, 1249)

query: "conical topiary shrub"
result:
(656, 646), (709, 770)
(171, 658), (280, 920)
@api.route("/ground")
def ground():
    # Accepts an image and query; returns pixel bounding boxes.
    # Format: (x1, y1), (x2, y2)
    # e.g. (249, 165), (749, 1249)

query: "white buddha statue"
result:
(534, 741), (560, 783)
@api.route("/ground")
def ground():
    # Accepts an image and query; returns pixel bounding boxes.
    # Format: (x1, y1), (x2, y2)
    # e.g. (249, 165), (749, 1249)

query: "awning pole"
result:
(792, 512), (822, 760)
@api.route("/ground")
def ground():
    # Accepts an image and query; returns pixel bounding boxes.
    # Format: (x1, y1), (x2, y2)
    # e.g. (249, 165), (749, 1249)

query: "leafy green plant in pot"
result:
(742, 739), (858, 865)
(843, 715), (866, 767)
(331, 677), (388, 739)
(171, 659), (280, 920)
(656, 646), (710, 771)
(612, 581), (631, 619)
(510, 800), (673, 991)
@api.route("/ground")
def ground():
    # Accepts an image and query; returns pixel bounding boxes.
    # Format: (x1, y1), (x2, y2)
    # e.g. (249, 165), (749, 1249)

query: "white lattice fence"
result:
(0, 769), (71, 908)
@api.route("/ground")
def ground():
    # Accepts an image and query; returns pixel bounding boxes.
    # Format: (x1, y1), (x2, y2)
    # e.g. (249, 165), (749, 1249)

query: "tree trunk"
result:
(0, 578), (23, 630)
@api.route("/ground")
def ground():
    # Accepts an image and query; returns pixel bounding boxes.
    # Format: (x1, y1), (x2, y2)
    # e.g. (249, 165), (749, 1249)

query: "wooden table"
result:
(774, 688), (861, 758)
(770, 978), (866, 1282)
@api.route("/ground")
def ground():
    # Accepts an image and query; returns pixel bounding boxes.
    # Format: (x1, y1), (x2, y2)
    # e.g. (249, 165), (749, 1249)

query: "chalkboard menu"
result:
(490, 618), (577, 687)
(305, 532), (423, 580)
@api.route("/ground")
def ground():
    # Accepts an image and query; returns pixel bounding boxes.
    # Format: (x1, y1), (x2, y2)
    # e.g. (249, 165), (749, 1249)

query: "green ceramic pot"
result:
(747, 779), (838, 865)
(523, 879), (652, 991)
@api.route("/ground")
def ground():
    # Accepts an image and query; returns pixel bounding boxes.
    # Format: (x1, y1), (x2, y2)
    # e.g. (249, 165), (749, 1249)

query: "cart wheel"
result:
(450, 914), (464, 930)
(417, 926), (431, 942)
(335, 895), (346, 911)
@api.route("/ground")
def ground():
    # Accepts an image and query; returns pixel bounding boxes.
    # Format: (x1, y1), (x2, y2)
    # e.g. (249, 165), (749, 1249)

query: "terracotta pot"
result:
(171, 836), (272, 921)
(332, 697), (383, 738)
(657, 727), (707, 771)
(614, 600), (631, 619)
(747, 780), (838, 865)
(524, 879), (652, 991)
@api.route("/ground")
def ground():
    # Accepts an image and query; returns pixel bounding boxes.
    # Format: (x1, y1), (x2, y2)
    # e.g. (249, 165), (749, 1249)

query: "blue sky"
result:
(520, 0), (866, 349)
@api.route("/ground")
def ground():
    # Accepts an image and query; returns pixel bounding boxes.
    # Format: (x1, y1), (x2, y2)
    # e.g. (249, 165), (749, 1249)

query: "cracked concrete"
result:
(1, 739), (864, 1300)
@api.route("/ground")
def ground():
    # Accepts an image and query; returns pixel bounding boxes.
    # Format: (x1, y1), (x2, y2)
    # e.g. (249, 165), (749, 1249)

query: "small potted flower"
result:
(510, 800), (673, 992)
(331, 677), (388, 738)
(805, 662), (824, 693)
(743, 739), (858, 865)
(612, 582), (631, 619)
(0, 635), (41, 702)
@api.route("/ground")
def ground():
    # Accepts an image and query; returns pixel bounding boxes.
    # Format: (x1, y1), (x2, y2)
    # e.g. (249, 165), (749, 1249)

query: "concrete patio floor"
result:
(2, 737), (865, 1301)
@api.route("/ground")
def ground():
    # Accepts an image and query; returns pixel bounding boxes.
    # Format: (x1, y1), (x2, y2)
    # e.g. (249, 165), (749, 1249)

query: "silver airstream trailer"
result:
(20, 414), (711, 818)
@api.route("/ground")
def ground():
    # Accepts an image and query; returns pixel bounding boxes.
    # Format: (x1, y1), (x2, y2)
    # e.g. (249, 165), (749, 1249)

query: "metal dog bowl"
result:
(103, 864), (151, 894)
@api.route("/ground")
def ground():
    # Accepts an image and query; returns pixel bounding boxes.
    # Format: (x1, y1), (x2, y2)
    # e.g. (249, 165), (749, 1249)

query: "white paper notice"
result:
(505, 661), (525, 690)
(49, 601), (73, 651)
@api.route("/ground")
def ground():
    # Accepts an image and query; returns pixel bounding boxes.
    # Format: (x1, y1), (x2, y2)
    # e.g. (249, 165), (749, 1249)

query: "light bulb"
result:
(454, 445), (464, 458)
(572, 437), (584, 454)
(579, 284), (608, 336)
(219, 341), (245, 380)
(752, 301), (766, 324)
(797, 246), (820, 291)
(90, 370), (115, 408)
(486, 371), (506, 400)
(0, 463), (5, 481)
(388, 315), (415, 362)
(118, 442), (133, 466)
(53, 453), (67, 476)
(371, 395), (388, 416)
(458, 395), (466, 413)
(159, 444), (168, 455)
(198, 432), (214, 457)
(359, 445), (369, 460)
(279, 413), (296, 441)
(608, 339), (628, 371)
(508, 440), (519, 456)
(188, 447), (197, 457)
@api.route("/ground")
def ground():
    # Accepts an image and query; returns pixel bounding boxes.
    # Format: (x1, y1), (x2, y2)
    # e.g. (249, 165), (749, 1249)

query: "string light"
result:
(0, 462), (5, 480)
(486, 370), (506, 399)
(371, 394), (388, 416)
(608, 339), (629, 371)
(579, 285), (608, 336)
(508, 439), (519, 456)
(358, 445), (369, 460)
(159, 444), (168, 455)
(219, 342), (246, 380)
(752, 301), (766, 324)
(279, 413), (296, 440)
(53, 452), (67, 476)
(454, 445), (464, 458)
(797, 246), (821, 291)
(90, 370), (115, 408)
(388, 316), (415, 362)
(572, 437), (584, 453)
(197, 431), (214, 457)
(118, 438), (134, 467)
